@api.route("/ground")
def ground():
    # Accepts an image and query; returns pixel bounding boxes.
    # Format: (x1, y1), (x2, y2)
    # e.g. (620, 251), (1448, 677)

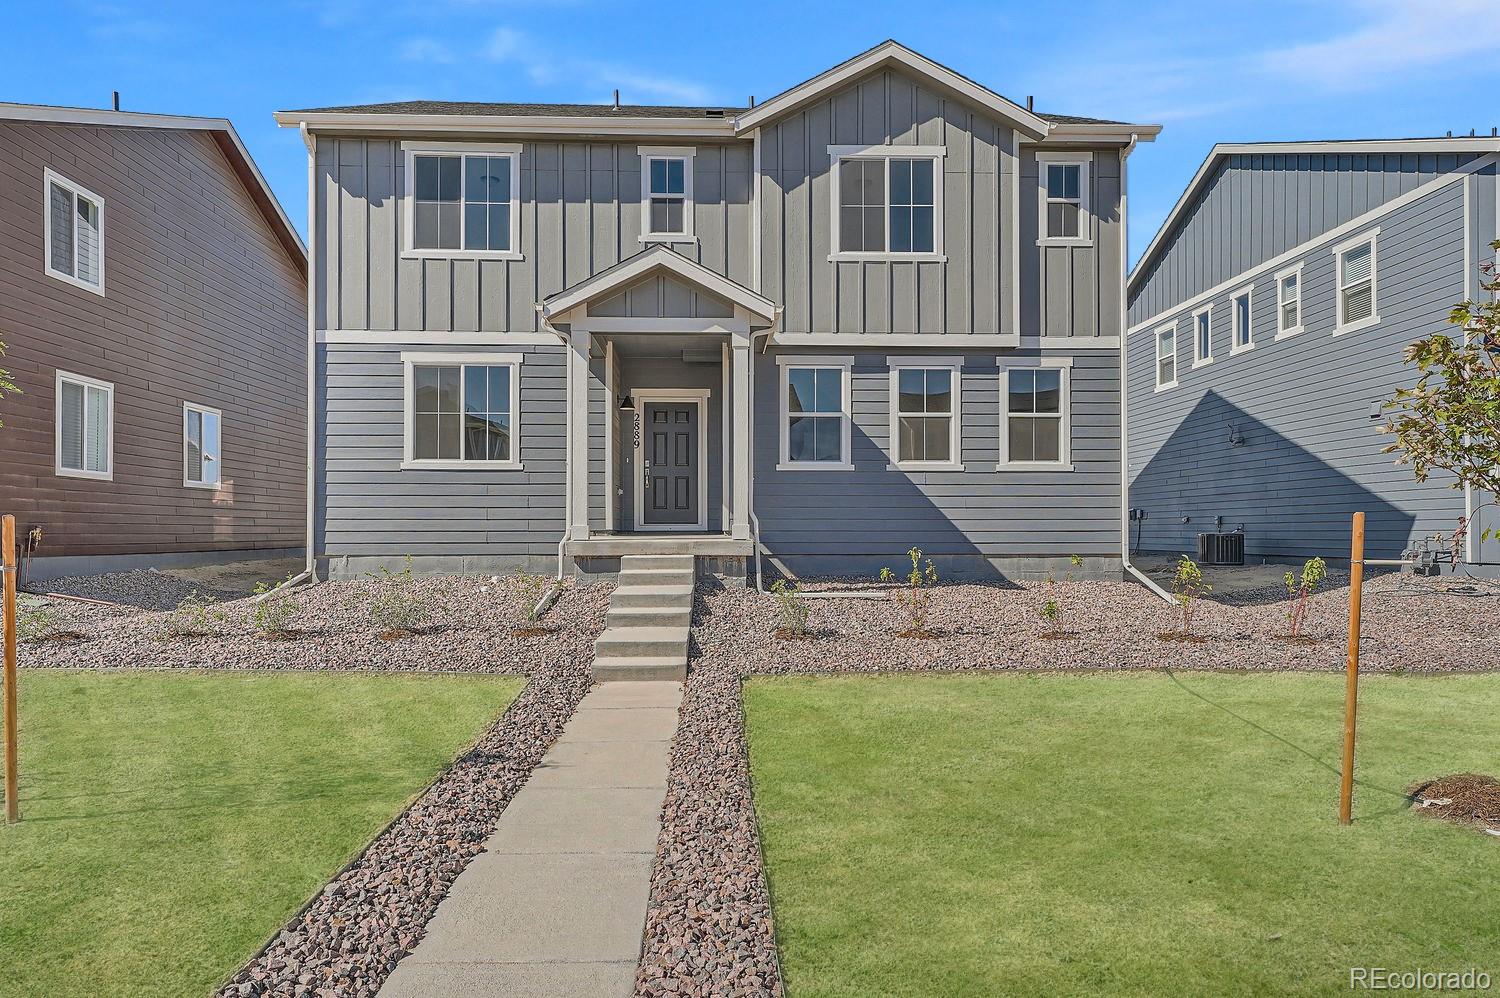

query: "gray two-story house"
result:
(1126, 137), (1500, 568)
(277, 41), (1160, 585)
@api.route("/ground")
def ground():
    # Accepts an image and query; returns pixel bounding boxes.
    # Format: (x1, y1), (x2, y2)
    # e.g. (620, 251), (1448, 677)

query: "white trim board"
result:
(630, 388), (712, 533)
(318, 329), (556, 345)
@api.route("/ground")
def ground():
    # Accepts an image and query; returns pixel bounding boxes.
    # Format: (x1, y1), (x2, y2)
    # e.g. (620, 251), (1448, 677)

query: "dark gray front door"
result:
(643, 402), (698, 526)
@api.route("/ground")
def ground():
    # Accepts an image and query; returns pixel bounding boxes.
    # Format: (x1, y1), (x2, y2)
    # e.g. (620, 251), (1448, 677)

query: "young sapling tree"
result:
(157, 591), (226, 640)
(1163, 555), (1211, 641)
(365, 556), (432, 639)
(503, 570), (559, 635)
(251, 573), (302, 639)
(1283, 556), (1328, 640)
(880, 547), (941, 638)
(769, 579), (811, 639)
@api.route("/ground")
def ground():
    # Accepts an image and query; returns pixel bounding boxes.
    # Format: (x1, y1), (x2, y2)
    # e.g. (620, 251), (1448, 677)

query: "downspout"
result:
(548, 309), (573, 581)
(1117, 132), (1174, 604)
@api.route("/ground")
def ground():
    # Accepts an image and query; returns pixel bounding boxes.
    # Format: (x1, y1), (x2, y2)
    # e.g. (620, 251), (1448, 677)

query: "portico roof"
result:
(539, 245), (778, 325)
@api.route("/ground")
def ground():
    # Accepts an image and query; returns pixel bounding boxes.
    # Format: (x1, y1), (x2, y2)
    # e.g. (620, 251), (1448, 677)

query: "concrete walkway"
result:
(380, 681), (682, 998)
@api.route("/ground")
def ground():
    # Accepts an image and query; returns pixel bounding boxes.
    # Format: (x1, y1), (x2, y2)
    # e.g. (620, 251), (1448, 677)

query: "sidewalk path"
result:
(379, 681), (682, 997)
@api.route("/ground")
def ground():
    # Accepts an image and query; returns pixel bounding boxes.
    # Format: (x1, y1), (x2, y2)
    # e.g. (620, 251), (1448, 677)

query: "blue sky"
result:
(4, 0), (1493, 265)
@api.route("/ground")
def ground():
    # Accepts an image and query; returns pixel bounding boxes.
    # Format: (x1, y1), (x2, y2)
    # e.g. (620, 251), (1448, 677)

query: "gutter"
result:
(1117, 132), (1175, 605)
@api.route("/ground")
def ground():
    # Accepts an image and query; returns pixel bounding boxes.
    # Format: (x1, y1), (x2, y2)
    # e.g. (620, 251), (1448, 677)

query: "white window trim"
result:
(182, 401), (223, 490)
(1275, 262), (1305, 340)
(1036, 151), (1092, 247)
(1229, 284), (1255, 356)
(54, 369), (114, 481)
(775, 355), (854, 471)
(1191, 305), (1214, 369)
(1154, 322), (1178, 392)
(828, 144), (947, 262)
(401, 141), (523, 261)
(998, 357), (1073, 471)
(1333, 228), (1380, 336)
(42, 168), (106, 296)
(638, 146), (697, 245)
(887, 355), (964, 472)
(400, 351), (524, 470)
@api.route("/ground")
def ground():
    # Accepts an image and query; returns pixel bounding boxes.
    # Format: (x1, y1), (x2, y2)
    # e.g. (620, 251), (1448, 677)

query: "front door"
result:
(642, 402), (699, 527)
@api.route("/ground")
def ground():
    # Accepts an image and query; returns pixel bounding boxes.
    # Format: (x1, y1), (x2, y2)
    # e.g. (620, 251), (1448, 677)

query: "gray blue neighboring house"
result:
(275, 41), (1162, 583)
(1126, 137), (1500, 569)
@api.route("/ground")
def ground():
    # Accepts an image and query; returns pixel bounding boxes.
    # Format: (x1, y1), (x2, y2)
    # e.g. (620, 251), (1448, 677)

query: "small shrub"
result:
(769, 579), (810, 639)
(365, 556), (432, 638)
(504, 570), (551, 625)
(1283, 556), (1328, 640)
(158, 591), (226, 640)
(1169, 555), (1211, 637)
(17, 605), (57, 643)
(251, 573), (302, 638)
(880, 547), (940, 638)
(1039, 555), (1086, 636)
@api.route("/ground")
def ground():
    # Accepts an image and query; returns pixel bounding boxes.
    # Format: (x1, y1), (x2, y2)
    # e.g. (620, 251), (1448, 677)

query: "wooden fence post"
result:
(3, 513), (17, 824)
(1339, 511), (1366, 826)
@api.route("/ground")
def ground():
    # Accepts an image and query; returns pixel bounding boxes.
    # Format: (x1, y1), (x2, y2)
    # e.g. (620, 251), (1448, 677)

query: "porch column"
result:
(730, 337), (752, 540)
(568, 327), (591, 540)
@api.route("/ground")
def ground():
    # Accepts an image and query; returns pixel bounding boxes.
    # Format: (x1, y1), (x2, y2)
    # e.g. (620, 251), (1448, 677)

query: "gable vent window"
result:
(56, 370), (113, 480)
(1335, 232), (1379, 334)
(44, 169), (104, 294)
(403, 144), (520, 258)
(1037, 153), (1091, 245)
(830, 147), (945, 259)
(638, 147), (696, 243)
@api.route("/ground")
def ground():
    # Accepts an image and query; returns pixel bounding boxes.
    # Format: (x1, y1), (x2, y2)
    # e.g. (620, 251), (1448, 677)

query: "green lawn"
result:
(0, 670), (523, 998)
(745, 672), (1500, 998)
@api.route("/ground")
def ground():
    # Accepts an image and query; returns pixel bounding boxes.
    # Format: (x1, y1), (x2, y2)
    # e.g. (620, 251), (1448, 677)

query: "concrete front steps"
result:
(593, 554), (694, 681)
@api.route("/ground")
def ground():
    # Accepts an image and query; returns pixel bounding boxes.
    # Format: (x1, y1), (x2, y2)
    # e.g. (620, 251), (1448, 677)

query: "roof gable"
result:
(540, 246), (776, 323)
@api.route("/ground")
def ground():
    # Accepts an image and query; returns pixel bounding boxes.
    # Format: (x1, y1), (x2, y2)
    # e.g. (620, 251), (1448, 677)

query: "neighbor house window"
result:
(55, 370), (113, 480)
(1155, 324), (1177, 390)
(777, 357), (853, 470)
(1193, 306), (1213, 366)
(1000, 364), (1070, 469)
(889, 360), (961, 469)
(639, 146), (696, 242)
(402, 352), (523, 469)
(44, 169), (104, 293)
(1335, 231), (1379, 334)
(830, 146), (943, 257)
(183, 403), (222, 489)
(1276, 263), (1304, 337)
(1037, 153), (1091, 244)
(404, 144), (520, 256)
(1231, 286), (1253, 354)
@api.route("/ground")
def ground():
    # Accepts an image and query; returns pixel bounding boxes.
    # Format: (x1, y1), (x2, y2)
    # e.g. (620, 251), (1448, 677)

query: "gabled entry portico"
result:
(539, 246), (778, 563)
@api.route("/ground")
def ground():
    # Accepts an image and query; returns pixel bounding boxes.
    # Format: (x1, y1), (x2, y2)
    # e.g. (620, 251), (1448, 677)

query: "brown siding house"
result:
(0, 104), (307, 580)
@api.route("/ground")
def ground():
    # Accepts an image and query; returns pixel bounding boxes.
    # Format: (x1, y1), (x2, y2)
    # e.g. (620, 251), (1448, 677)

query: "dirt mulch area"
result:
(1409, 774), (1500, 834)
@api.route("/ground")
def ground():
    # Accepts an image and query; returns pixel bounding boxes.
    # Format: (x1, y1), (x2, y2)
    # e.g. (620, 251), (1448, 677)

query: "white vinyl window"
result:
(1192, 306), (1213, 367)
(829, 145), (945, 259)
(889, 358), (962, 471)
(777, 357), (853, 471)
(403, 143), (521, 258)
(1230, 286), (1254, 354)
(44, 169), (104, 294)
(183, 403), (223, 489)
(1000, 363), (1070, 469)
(1335, 231), (1379, 334)
(402, 352), (522, 469)
(1037, 152), (1091, 245)
(1276, 263), (1304, 338)
(639, 146), (696, 242)
(55, 370), (113, 480)
(1155, 324), (1178, 390)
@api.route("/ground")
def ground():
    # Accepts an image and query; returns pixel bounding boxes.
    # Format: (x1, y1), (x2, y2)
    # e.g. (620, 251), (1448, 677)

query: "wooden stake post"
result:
(3, 513), (18, 824)
(1339, 511), (1366, 826)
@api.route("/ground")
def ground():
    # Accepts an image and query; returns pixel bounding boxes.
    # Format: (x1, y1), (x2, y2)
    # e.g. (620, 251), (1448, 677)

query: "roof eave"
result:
(273, 110), (738, 138)
(1035, 123), (1162, 145)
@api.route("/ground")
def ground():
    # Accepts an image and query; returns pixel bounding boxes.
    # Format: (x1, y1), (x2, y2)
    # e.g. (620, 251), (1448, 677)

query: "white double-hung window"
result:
(1335, 230), (1379, 334)
(1276, 262), (1304, 338)
(639, 147), (695, 242)
(1155, 324), (1178, 390)
(402, 352), (523, 470)
(830, 146), (944, 258)
(1000, 362), (1070, 470)
(403, 143), (520, 257)
(183, 403), (223, 489)
(889, 358), (962, 471)
(777, 356), (853, 471)
(44, 169), (104, 293)
(1192, 306), (1213, 367)
(1231, 285), (1254, 354)
(1037, 152), (1091, 245)
(55, 370), (113, 480)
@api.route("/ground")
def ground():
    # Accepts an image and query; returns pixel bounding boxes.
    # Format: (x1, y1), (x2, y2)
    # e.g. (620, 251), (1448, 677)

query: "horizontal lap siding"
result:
(1126, 178), (1472, 561)
(756, 349), (1121, 559)
(0, 120), (306, 557)
(317, 343), (567, 560)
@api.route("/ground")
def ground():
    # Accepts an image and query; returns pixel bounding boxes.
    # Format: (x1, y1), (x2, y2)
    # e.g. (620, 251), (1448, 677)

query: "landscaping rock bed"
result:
(33, 568), (243, 611)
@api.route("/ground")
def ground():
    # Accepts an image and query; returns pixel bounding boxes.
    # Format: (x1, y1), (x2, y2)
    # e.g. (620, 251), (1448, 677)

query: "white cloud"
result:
(399, 38), (456, 64)
(481, 26), (710, 104)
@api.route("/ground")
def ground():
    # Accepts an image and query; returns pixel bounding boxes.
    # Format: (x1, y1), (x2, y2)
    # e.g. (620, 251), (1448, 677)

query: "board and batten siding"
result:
(314, 136), (753, 334)
(1129, 151), (1482, 326)
(1126, 172), (1479, 562)
(1021, 146), (1123, 340)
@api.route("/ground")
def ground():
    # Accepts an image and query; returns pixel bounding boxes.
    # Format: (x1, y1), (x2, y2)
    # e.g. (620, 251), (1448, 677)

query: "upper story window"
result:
(1231, 286), (1254, 354)
(183, 402), (222, 489)
(777, 357), (853, 471)
(829, 145), (945, 260)
(56, 370), (113, 480)
(44, 169), (104, 294)
(889, 358), (962, 471)
(1155, 324), (1177, 390)
(1335, 230), (1379, 335)
(1037, 152), (1091, 245)
(1000, 364), (1070, 469)
(1193, 306), (1213, 367)
(402, 352), (522, 470)
(639, 147), (695, 243)
(1276, 263), (1304, 338)
(403, 143), (520, 258)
